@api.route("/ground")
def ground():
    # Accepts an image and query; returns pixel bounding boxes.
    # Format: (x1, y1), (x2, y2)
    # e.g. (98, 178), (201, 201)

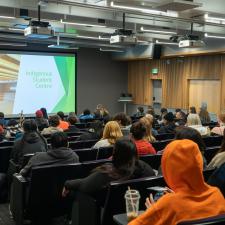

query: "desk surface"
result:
(113, 211), (144, 225)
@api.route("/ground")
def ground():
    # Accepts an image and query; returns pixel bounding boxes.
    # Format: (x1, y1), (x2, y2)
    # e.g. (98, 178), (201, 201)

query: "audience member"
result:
(35, 110), (49, 131)
(133, 106), (145, 118)
(145, 114), (158, 136)
(113, 112), (132, 137)
(94, 104), (110, 121)
(199, 107), (211, 124)
(146, 105), (155, 117)
(175, 110), (187, 126)
(10, 119), (48, 166)
(77, 120), (103, 141)
(20, 132), (79, 177)
(41, 115), (63, 135)
(208, 129), (225, 169)
(140, 117), (156, 143)
(130, 121), (156, 155)
(189, 106), (197, 114)
(0, 112), (7, 127)
(62, 138), (155, 196)
(175, 126), (207, 168)
(40, 107), (48, 120)
(158, 108), (168, 124)
(57, 111), (69, 130)
(129, 140), (225, 225)
(187, 113), (209, 136)
(66, 116), (80, 133)
(79, 109), (94, 120)
(211, 114), (225, 135)
(158, 112), (176, 134)
(208, 162), (225, 197)
(92, 121), (123, 149)
(5, 119), (22, 139)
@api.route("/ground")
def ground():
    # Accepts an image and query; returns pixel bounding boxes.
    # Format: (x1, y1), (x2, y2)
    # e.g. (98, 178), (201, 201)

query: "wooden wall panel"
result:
(128, 55), (225, 112)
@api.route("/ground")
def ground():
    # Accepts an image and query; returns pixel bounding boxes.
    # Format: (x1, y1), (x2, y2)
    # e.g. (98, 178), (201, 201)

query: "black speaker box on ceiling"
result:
(153, 44), (162, 59)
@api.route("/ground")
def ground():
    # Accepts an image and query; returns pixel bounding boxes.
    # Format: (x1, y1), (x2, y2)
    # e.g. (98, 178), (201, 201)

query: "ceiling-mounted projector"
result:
(110, 29), (137, 45)
(179, 39), (205, 48)
(24, 20), (54, 39)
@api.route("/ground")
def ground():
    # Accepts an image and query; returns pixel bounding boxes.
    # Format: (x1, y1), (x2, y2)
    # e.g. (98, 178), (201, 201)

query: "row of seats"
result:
(10, 163), (215, 225)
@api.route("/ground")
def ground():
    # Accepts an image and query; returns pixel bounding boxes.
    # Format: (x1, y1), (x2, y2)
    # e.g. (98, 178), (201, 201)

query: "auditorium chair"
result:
(177, 214), (225, 225)
(96, 146), (114, 160)
(139, 154), (162, 170)
(155, 133), (175, 141)
(203, 136), (222, 147)
(71, 168), (216, 225)
(73, 123), (86, 129)
(0, 140), (14, 147)
(152, 139), (173, 151)
(10, 163), (84, 225)
(0, 146), (12, 173)
(69, 139), (98, 149)
(74, 148), (98, 162)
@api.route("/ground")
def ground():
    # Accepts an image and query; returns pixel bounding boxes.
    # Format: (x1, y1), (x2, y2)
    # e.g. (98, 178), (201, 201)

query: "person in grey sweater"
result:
(20, 132), (79, 177)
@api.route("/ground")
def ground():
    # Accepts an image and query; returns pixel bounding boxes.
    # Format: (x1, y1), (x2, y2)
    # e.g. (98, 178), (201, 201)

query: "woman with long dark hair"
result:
(10, 119), (48, 167)
(62, 137), (155, 196)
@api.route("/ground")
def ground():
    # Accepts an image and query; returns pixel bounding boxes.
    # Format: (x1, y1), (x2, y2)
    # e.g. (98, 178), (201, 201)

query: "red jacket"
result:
(134, 140), (156, 155)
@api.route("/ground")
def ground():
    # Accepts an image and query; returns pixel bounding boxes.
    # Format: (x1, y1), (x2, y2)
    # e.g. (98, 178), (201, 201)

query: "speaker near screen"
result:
(0, 51), (76, 115)
(153, 44), (162, 59)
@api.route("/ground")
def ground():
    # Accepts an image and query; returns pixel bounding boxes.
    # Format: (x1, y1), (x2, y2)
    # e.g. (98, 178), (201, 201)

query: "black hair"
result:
(68, 116), (78, 125)
(190, 106), (197, 114)
(23, 119), (37, 132)
(0, 112), (4, 119)
(138, 106), (144, 113)
(164, 112), (174, 122)
(7, 119), (18, 127)
(175, 108), (181, 113)
(49, 115), (60, 127)
(96, 137), (137, 180)
(89, 120), (104, 139)
(175, 126), (206, 153)
(130, 121), (146, 140)
(40, 108), (48, 119)
(161, 108), (168, 114)
(51, 132), (68, 148)
(83, 109), (91, 115)
(113, 112), (131, 126)
(57, 111), (65, 120)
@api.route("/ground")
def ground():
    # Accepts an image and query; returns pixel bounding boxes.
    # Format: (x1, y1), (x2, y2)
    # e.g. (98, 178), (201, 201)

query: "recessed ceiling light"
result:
(156, 40), (178, 45)
(60, 19), (106, 28)
(141, 27), (177, 35)
(205, 33), (225, 39)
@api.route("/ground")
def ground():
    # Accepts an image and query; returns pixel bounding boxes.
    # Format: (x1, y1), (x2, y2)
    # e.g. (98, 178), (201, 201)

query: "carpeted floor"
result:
(0, 204), (14, 225)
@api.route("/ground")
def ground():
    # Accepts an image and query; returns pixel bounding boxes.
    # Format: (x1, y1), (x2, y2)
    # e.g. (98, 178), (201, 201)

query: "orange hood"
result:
(162, 139), (208, 193)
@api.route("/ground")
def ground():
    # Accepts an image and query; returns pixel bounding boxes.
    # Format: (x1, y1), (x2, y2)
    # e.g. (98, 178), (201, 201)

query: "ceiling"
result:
(0, 0), (225, 51)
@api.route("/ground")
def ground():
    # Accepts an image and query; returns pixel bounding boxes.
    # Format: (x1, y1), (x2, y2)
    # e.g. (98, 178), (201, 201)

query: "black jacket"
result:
(64, 160), (155, 194)
(11, 132), (48, 166)
(65, 125), (80, 133)
(20, 147), (79, 177)
(35, 118), (49, 131)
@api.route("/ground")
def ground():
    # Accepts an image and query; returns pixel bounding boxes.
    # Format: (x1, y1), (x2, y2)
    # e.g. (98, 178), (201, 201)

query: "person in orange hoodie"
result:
(57, 111), (69, 131)
(129, 139), (225, 225)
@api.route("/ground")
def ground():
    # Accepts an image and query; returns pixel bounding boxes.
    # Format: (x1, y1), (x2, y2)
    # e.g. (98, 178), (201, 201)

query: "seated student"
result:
(158, 112), (176, 134)
(189, 106), (197, 114)
(77, 120), (103, 141)
(40, 107), (48, 120)
(208, 129), (225, 169)
(113, 112), (132, 137)
(41, 115), (63, 136)
(10, 119), (48, 166)
(187, 113), (210, 136)
(5, 119), (22, 139)
(208, 162), (225, 197)
(211, 113), (225, 136)
(79, 109), (94, 120)
(94, 104), (110, 121)
(66, 116), (80, 133)
(35, 110), (49, 131)
(129, 140), (225, 225)
(0, 112), (7, 127)
(157, 108), (168, 124)
(62, 138), (155, 196)
(199, 107), (211, 124)
(133, 106), (145, 118)
(92, 121), (123, 149)
(130, 122), (156, 155)
(57, 111), (69, 130)
(139, 117), (156, 143)
(175, 110), (187, 126)
(20, 132), (79, 177)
